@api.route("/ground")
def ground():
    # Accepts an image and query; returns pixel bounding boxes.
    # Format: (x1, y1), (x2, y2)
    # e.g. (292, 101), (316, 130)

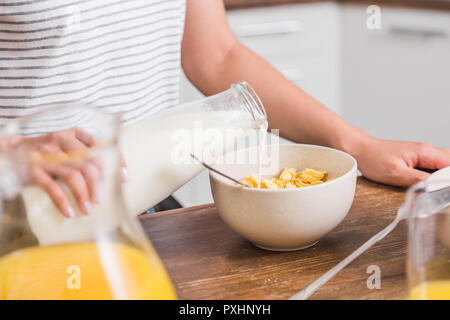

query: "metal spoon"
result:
(289, 185), (450, 300)
(190, 154), (250, 188)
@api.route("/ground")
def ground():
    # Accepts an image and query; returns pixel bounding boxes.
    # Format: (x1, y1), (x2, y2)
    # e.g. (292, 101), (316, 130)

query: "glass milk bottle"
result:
(120, 82), (267, 215)
(0, 106), (176, 299)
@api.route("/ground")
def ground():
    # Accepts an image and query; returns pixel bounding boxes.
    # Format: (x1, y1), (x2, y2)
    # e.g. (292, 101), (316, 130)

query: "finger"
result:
(392, 166), (430, 187)
(47, 165), (92, 215)
(30, 167), (75, 218)
(58, 136), (103, 176)
(59, 133), (89, 155)
(119, 153), (127, 168)
(90, 157), (104, 179)
(71, 159), (103, 203)
(65, 137), (104, 191)
(119, 152), (128, 182)
(418, 146), (450, 170)
(30, 143), (70, 163)
(74, 127), (96, 147)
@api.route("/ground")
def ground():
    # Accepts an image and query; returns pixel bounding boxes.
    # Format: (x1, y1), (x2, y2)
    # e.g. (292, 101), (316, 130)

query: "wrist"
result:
(329, 125), (373, 159)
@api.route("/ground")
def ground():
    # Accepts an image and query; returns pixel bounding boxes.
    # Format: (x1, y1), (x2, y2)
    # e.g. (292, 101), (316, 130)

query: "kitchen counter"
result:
(224, 0), (450, 11)
(140, 178), (409, 299)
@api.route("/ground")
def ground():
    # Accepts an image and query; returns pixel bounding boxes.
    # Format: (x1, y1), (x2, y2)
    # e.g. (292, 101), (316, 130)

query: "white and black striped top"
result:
(0, 0), (186, 129)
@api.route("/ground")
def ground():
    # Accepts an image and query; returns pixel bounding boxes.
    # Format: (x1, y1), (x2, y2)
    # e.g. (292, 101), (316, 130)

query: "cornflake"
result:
(241, 168), (327, 189)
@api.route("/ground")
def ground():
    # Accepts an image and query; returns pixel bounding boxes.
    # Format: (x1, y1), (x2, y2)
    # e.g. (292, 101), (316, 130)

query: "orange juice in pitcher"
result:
(409, 281), (450, 300)
(0, 242), (176, 300)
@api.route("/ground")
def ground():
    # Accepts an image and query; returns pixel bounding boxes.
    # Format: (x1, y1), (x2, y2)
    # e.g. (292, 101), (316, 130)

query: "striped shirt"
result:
(0, 0), (186, 129)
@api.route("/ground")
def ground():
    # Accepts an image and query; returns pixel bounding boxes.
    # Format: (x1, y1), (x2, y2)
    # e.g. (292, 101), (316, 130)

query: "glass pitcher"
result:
(406, 177), (450, 300)
(0, 105), (176, 300)
(120, 81), (267, 215)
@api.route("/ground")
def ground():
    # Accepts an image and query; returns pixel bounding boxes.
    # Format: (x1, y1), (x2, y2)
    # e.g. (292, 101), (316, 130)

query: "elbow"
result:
(181, 35), (241, 95)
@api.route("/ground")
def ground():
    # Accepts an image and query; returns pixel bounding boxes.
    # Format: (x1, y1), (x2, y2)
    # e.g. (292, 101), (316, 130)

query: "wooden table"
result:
(139, 178), (409, 300)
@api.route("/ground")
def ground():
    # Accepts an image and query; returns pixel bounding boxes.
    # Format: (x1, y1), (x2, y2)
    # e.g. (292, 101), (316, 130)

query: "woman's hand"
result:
(350, 135), (450, 187)
(2, 128), (128, 218)
(9, 128), (103, 217)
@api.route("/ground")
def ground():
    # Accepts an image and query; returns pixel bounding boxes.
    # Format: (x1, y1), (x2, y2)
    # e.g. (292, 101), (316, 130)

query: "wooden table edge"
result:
(139, 203), (216, 220)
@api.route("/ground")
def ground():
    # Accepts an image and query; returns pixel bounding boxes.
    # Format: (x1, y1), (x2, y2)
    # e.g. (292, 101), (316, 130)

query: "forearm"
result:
(191, 42), (371, 154)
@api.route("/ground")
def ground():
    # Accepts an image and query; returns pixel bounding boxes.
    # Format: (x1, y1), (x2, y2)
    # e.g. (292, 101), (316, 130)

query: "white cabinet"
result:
(227, 2), (341, 114)
(341, 5), (450, 148)
(174, 3), (341, 208)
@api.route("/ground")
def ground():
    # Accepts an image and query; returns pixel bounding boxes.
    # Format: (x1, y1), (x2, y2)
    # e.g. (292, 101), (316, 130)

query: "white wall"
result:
(342, 5), (450, 148)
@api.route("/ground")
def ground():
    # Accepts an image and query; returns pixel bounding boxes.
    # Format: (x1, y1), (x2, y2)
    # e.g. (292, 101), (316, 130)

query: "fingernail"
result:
(65, 206), (75, 218)
(121, 167), (129, 182)
(83, 201), (92, 215)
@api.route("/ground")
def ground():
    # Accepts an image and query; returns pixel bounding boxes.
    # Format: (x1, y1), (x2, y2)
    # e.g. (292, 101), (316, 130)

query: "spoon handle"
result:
(290, 213), (403, 300)
(190, 154), (250, 188)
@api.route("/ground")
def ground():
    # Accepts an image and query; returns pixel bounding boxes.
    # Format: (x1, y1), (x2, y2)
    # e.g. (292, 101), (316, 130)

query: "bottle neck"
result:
(232, 82), (267, 125)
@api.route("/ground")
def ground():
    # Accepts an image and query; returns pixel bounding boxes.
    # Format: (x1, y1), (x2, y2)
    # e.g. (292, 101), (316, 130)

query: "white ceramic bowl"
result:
(210, 144), (358, 251)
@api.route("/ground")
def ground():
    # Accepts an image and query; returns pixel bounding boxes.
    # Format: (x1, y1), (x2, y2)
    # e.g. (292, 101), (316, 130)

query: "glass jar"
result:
(407, 178), (450, 300)
(0, 105), (176, 299)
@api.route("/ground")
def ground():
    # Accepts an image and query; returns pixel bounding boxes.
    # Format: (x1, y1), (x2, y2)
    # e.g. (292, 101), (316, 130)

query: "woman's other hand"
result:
(351, 136), (450, 187)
